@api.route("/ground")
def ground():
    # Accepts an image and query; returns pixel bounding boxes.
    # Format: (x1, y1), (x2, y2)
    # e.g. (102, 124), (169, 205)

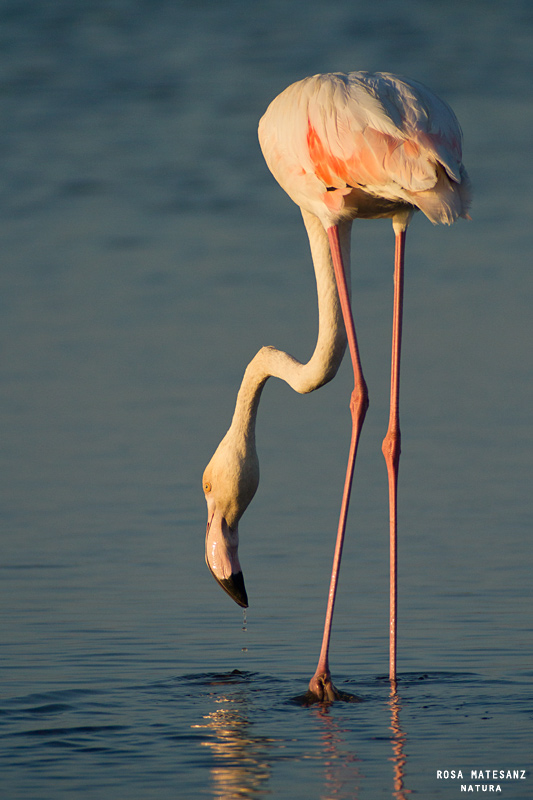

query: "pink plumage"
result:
(259, 71), (470, 227)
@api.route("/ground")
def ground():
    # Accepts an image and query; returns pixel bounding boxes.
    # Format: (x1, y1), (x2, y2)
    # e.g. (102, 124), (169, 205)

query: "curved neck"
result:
(226, 212), (352, 448)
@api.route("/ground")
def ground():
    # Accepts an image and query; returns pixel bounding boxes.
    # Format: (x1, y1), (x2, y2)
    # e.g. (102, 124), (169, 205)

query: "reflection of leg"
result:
(307, 225), (368, 702)
(382, 229), (406, 683)
(389, 684), (409, 798)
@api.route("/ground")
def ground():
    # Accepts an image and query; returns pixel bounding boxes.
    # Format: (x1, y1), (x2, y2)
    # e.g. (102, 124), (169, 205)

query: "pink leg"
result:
(382, 229), (406, 683)
(307, 224), (368, 702)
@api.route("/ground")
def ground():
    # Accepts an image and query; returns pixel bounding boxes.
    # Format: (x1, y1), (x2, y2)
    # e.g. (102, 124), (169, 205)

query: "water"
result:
(1, 0), (532, 797)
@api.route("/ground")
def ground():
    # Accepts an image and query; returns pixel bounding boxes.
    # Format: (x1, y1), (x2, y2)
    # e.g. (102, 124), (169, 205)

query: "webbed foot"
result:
(293, 672), (361, 705)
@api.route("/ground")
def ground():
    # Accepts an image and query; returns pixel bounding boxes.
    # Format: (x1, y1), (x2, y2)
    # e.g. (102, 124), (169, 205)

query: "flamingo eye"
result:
(203, 481), (212, 493)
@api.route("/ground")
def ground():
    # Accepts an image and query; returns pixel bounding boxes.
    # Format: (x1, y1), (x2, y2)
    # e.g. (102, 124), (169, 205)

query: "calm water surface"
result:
(1, 1), (532, 798)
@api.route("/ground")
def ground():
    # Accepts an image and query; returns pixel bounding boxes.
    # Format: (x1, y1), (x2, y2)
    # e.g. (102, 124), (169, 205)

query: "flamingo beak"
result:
(205, 510), (248, 608)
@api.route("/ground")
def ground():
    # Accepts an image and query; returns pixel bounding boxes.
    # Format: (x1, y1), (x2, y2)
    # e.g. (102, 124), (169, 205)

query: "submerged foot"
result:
(308, 672), (341, 703)
(294, 672), (361, 705)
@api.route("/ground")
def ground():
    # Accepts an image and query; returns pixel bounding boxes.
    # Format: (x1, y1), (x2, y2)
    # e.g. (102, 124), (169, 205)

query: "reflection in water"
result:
(191, 674), (412, 800)
(311, 705), (362, 800)
(192, 684), (272, 800)
(388, 685), (411, 799)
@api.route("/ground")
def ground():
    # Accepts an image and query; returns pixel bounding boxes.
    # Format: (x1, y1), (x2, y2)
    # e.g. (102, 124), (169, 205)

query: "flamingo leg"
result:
(307, 224), (368, 702)
(382, 229), (406, 683)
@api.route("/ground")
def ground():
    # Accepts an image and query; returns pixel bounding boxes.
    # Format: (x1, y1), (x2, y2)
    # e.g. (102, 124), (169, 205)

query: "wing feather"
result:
(258, 71), (470, 225)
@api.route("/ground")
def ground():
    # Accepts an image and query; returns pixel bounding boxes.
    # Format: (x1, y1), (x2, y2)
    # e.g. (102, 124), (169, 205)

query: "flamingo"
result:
(202, 71), (470, 701)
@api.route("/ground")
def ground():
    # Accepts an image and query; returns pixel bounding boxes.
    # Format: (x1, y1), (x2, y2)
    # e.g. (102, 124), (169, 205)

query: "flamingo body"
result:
(258, 72), (470, 228)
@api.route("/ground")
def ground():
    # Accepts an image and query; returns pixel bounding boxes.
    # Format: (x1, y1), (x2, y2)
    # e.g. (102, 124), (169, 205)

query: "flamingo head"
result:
(202, 435), (259, 609)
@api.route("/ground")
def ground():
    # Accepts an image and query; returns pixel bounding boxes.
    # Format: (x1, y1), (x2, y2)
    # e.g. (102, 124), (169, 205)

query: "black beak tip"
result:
(219, 571), (249, 608)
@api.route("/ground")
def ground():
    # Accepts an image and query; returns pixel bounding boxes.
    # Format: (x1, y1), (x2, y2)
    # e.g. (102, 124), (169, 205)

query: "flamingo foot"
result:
(293, 672), (361, 705)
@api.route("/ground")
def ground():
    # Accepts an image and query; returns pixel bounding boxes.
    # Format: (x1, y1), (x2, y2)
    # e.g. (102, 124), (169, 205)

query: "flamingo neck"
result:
(226, 211), (352, 450)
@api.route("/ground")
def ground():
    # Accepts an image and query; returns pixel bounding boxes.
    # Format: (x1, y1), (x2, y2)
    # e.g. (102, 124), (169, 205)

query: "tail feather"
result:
(414, 164), (471, 225)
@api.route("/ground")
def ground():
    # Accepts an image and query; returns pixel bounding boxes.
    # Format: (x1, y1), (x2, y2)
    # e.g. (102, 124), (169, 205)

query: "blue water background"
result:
(1, 1), (532, 798)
